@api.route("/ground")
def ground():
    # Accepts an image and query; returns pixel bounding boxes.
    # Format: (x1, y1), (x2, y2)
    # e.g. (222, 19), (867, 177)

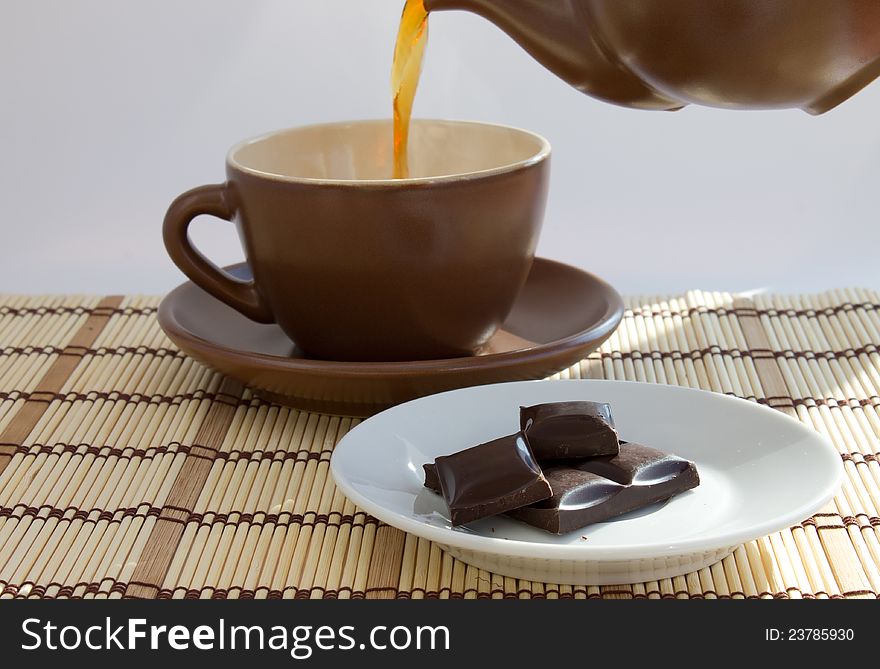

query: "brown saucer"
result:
(157, 258), (623, 416)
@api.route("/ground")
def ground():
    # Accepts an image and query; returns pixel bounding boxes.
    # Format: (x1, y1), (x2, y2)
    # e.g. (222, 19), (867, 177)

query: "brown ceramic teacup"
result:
(163, 119), (550, 361)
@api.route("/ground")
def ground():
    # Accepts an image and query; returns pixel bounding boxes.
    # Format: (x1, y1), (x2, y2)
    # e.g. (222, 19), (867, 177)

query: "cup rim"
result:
(226, 118), (551, 186)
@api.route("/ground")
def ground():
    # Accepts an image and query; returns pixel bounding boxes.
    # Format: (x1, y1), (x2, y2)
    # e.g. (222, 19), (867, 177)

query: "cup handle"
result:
(162, 184), (274, 323)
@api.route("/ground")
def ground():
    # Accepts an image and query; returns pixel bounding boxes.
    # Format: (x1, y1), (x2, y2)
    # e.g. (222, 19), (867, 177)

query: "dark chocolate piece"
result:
(507, 442), (699, 534)
(423, 462), (441, 493)
(520, 401), (619, 460)
(577, 441), (695, 486)
(434, 432), (552, 526)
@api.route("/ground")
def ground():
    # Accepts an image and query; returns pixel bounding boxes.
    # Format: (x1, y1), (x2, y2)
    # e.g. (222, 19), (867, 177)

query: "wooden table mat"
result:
(0, 289), (878, 599)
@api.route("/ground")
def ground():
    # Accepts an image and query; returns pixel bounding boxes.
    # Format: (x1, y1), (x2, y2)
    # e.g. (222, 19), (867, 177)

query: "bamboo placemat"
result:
(0, 289), (878, 599)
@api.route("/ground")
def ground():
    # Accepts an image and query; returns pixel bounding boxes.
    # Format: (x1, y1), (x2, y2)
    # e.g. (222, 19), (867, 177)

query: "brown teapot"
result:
(425, 0), (880, 113)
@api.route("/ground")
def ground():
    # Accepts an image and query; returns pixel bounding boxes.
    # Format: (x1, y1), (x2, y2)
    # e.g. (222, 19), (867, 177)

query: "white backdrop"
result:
(2, 0), (879, 295)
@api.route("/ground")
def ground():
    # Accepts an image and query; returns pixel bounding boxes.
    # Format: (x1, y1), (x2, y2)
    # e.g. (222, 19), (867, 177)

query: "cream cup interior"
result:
(228, 119), (549, 183)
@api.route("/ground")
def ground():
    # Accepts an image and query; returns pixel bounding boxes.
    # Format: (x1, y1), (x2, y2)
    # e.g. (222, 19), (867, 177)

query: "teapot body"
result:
(426, 0), (880, 113)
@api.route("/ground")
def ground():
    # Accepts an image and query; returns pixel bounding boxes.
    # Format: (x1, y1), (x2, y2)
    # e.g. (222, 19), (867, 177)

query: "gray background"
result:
(2, 0), (878, 295)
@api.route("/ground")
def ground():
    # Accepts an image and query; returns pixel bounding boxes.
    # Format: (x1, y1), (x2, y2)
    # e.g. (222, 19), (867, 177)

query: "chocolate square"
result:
(507, 442), (700, 534)
(520, 401), (619, 460)
(434, 432), (552, 526)
(423, 462), (441, 493)
(576, 441), (697, 486)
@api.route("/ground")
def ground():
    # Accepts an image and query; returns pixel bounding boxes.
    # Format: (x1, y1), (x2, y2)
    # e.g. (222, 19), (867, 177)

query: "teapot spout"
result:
(804, 55), (880, 114)
(423, 0), (683, 110)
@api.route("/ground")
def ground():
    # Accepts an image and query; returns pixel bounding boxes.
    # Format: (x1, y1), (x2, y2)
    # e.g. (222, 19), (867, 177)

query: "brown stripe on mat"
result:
(5, 497), (872, 536)
(0, 305), (156, 318)
(4, 300), (877, 321)
(6, 441), (335, 466)
(0, 344), (186, 360)
(0, 295), (123, 475)
(0, 502), (379, 530)
(6, 342), (880, 364)
(14, 578), (876, 600)
(627, 302), (880, 320)
(6, 386), (878, 414)
(123, 377), (245, 599)
(732, 297), (797, 418)
(364, 525), (407, 600)
(0, 388), (250, 408)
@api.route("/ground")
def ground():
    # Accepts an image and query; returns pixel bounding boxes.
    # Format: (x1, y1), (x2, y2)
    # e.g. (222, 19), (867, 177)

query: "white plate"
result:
(330, 380), (842, 585)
